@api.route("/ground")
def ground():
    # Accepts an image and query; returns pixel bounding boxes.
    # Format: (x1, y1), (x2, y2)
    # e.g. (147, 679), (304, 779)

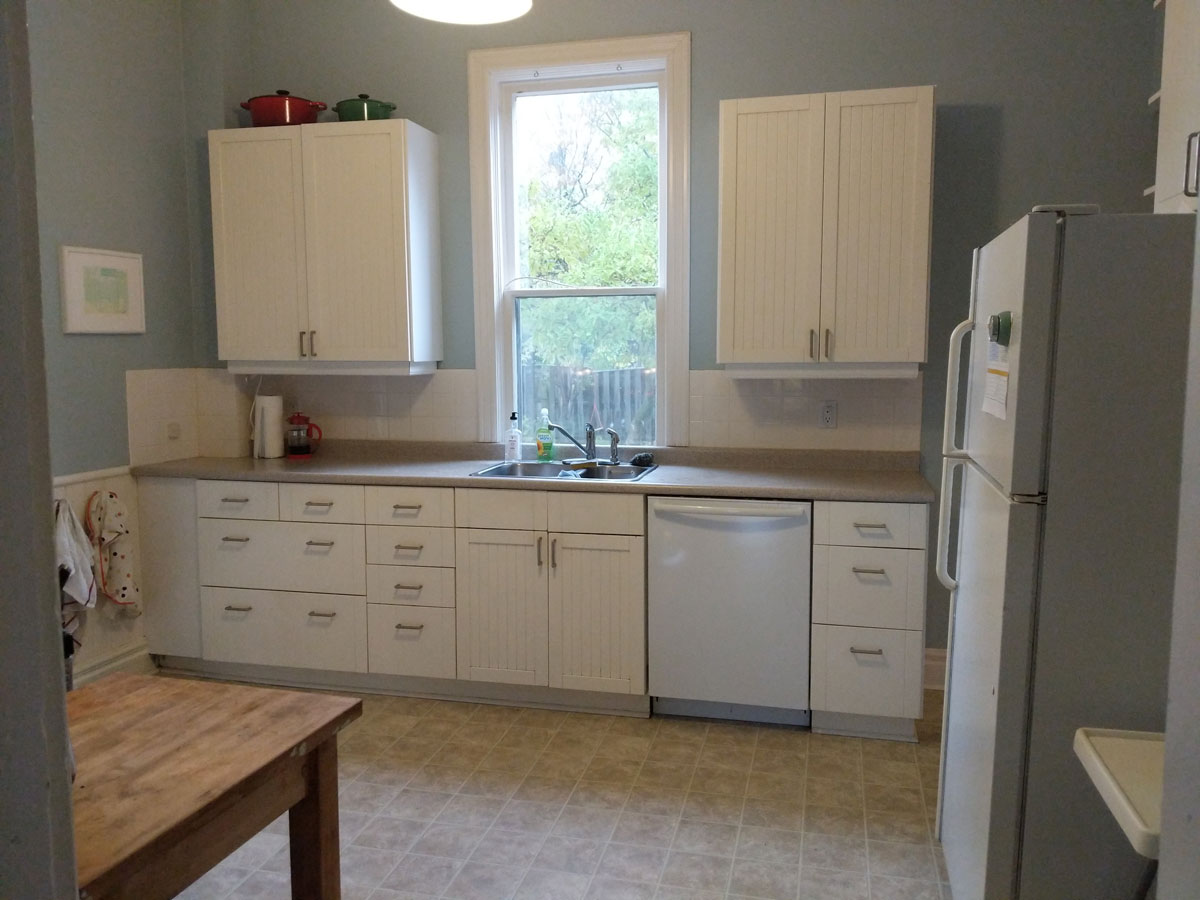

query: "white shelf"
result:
(1073, 727), (1164, 859)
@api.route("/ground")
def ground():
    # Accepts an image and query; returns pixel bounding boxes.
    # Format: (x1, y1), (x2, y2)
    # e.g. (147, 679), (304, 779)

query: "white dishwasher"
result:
(647, 496), (811, 718)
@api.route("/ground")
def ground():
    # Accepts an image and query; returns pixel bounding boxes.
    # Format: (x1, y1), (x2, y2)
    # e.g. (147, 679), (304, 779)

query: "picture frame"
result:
(60, 245), (145, 334)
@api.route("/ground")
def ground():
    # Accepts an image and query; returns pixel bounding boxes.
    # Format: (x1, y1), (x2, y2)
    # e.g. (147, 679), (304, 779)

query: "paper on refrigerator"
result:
(982, 341), (1010, 420)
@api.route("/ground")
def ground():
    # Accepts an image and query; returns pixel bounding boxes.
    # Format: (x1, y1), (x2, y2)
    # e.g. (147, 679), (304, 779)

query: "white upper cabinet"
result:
(717, 85), (934, 374)
(209, 119), (442, 374)
(1154, 0), (1200, 213)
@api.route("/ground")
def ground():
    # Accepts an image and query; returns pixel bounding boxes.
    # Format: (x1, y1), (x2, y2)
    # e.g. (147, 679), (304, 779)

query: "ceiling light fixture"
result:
(389, 0), (532, 25)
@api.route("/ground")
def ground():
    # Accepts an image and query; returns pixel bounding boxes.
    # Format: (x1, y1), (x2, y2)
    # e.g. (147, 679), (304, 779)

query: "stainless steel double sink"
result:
(471, 461), (658, 482)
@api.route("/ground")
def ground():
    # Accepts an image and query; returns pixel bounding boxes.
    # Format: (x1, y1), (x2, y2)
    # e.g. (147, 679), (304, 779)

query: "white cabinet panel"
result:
(546, 492), (644, 536)
(814, 500), (927, 549)
(455, 488), (547, 531)
(196, 480), (279, 521)
(367, 604), (456, 679)
(812, 545), (925, 630)
(810, 623), (923, 719)
(367, 564), (454, 608)
(366, 485), (454, 527)
(201, 587), (366, 673)
(140, 477), (202, 657)
(279, 483), (364, 524)
(455, 528), (548, 685)
(1154, 0), (1200, 213)
(366, 525), (455, 567)
(198, 519), (365, 595)
(549, 534), (645, 694)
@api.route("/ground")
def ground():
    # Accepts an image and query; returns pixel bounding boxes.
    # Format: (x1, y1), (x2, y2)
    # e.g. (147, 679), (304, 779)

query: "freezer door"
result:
(963, 213), (1059, 496)
(939, 462), (1042, 900)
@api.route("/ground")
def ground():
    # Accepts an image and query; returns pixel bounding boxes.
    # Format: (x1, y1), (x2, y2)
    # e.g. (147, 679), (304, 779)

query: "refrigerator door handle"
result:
(941, 249), (980, 458)
(935, 457), (963, 590)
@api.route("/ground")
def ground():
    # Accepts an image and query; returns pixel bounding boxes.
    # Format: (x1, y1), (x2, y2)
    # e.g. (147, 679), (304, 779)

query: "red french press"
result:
(285, 412), (322, 459)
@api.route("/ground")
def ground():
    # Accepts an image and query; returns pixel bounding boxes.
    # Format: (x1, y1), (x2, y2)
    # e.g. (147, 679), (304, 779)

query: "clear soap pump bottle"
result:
(504, 412), (522, 462)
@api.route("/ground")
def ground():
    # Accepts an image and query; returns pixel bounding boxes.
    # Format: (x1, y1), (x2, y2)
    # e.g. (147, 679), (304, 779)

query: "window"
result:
(469, 33), (690, 446)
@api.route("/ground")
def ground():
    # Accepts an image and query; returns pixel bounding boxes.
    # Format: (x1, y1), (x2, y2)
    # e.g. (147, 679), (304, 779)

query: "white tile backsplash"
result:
(126, 368), (248, 465)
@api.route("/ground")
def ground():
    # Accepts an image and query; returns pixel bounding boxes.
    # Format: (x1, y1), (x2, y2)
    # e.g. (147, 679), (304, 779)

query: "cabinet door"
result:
(1154, 0), (1200, 212)
(716, 94), (825, 363)
(209, 127), (307, 361)
(548, 533), (645, 694)
(821, 86), (934, 363)
(455, 529), (548, 685)
(302, 121), (412, 361)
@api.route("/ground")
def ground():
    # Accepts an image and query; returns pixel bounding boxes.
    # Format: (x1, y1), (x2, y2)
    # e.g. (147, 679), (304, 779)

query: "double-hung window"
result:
(469, 33), (690, 446)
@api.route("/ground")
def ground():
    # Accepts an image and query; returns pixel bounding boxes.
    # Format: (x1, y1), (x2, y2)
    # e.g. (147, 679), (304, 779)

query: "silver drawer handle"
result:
(853, 522), (889, 530)
(223, 605), (253, 612)
(851, 567), (888, 576)
(221, 497), (250, 504)
(308, 610), (337, 618)
(306, 539), (336, 547)
(222, 536), (251, 543)
(394, 543), (424, 551)
(849, 646), (884, 656)
(305, 500), (335, 508)
(394, 623), (425, 631)
(393, 583), (424, 591)
(392, 503), (423, 511)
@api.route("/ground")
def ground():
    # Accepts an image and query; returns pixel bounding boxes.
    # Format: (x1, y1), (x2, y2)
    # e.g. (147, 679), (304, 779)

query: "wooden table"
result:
(69, 673), (361, 900)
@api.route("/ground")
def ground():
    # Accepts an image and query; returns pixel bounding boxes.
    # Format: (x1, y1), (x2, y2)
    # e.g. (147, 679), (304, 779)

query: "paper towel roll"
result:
(252, 395), (285, 458)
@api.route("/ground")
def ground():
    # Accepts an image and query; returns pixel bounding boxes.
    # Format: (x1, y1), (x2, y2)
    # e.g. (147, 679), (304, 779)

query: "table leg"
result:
(289, 737), (341, 899)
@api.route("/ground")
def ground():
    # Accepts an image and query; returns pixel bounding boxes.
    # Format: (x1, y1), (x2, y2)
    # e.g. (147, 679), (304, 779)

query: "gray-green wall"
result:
(29, 2), (1157, 645)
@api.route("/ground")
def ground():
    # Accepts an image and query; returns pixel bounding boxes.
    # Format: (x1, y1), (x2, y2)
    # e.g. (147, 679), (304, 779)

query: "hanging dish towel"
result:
(54, 498), (97, 645)
(85, 489), (142, 617)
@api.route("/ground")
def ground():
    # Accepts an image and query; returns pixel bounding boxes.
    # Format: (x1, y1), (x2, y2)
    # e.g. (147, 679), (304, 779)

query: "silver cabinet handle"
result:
(824, 328), (832, 360)
(849, 646), (884, 656)
(393, 543), (424, 551)
(223, 604), (253, 612)
(551, 538), (557, 569)
(299, 330), (307, 357)
(1186, 131), (1200, 197)
(851, 567), (888, 576)
(305, 500), (335, 508)
(306, 539), (336, 547)
(395, 622), (425, 631)
(309, 330), (317, 357)
(221, 536), (250, 543)
(308, 610), (336, 618)
(809, 329), (817, 361)
(537, 535), (544, 567)
(853, 522), (889, 530)
(392, 503), (423, 511)
(393, 583), (424, 591)
(221, 497), (250, 504)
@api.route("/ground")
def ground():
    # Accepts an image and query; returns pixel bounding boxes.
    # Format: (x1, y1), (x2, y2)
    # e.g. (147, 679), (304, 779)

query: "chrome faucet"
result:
(604, 427), (620, 464)
(547, 420), (598, 466)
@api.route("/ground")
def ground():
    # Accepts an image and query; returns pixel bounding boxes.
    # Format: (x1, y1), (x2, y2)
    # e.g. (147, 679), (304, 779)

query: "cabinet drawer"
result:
(366, 525), (455, 567)
(198, 519), (365, 595)
(366, 486), (454, 527)
(367, 604), (456, 679)
(547, 492), (644, 535)
(810, 624), (923, 719)
(367, 564), (454, 608)
(814, 501), (928, 549)
(197, 480), (278, 520)
(812, 546), (926, 630)
(279, 483), (364, 524)
(455, 488), (547, 530)
(201, 587), (367, 673)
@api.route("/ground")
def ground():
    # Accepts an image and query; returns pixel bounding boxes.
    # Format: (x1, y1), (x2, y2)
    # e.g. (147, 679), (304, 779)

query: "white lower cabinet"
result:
(367, 604), (456, 678)
(809, 624), (923, 719)
(198, 518), (365, 595)
(201, 587), (367, 672)
(454, 489), (646, 694)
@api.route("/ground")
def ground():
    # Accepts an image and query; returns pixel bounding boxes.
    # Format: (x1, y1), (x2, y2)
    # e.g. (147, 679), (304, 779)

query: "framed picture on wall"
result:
(60, 245), (145, 334)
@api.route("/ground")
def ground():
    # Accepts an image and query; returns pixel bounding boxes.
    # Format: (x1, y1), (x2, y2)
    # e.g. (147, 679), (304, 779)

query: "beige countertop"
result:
(131, 441), (935, 504)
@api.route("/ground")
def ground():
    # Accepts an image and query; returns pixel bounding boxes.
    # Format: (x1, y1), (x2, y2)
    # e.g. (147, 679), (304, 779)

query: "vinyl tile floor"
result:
(175, 689), (949, 900)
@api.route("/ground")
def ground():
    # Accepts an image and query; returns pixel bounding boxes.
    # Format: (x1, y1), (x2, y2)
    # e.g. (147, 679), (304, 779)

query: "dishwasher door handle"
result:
(651, 499), (811, 519)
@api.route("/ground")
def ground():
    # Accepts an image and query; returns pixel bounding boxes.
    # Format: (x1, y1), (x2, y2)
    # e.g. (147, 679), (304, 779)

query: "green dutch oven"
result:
(332, 93), (397, 121)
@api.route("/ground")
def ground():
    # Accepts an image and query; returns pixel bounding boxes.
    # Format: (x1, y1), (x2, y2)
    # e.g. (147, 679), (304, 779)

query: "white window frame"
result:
(468, 32), (690, 445)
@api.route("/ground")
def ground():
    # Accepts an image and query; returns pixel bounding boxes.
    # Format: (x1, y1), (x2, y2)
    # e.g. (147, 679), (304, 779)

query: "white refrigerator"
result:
(935, 208), (1194, 899)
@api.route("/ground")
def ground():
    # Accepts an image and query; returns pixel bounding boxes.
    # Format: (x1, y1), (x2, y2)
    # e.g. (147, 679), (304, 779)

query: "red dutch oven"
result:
(241, 90), (326, 126)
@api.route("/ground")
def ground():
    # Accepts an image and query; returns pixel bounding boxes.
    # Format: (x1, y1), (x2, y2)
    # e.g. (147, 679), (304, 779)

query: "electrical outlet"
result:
(819, 401), (837, 429)
(165, 421), (182, 441)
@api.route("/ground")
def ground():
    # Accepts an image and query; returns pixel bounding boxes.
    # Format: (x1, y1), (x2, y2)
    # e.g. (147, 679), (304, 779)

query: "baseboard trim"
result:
(811, 710), (916, 742)
(74, 642), (154, 685)
(924, 647), (947, 690)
